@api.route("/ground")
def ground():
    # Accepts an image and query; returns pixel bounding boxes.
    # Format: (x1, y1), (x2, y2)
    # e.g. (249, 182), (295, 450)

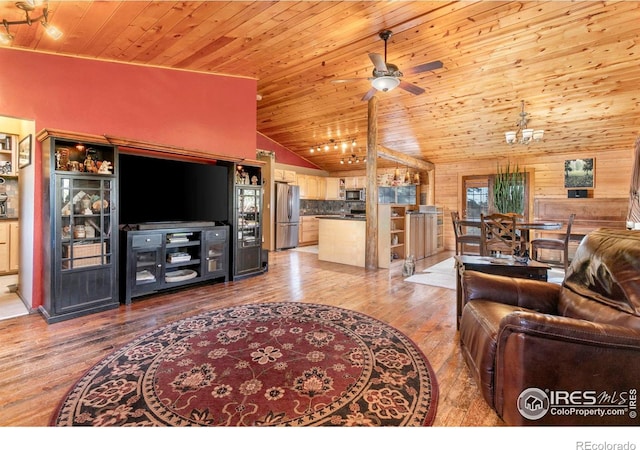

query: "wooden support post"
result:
(378, 145), (435, 172)
(366, 95), (378, 270)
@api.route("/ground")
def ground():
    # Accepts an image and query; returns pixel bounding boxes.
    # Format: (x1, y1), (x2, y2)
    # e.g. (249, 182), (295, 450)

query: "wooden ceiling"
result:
(2, 1), (640, 173)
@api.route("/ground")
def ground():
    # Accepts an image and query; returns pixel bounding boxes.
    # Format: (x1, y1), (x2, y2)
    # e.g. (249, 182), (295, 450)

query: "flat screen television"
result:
(118, 153), (229, 226)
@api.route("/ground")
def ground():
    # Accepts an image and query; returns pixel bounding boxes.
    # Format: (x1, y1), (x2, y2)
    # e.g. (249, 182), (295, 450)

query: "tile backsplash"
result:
(300, 200), (365, 215)
(0, 177), (18, 218)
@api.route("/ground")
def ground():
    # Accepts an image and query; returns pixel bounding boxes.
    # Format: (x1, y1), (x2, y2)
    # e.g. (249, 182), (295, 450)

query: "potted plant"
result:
(493, 161), (525, 215)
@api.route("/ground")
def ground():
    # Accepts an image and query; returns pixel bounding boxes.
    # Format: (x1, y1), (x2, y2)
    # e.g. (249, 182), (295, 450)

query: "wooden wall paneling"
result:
(436, 149), (632, 251)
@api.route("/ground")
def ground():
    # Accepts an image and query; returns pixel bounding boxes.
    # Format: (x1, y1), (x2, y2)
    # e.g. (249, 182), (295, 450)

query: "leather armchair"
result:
(459, 228), (640, 425)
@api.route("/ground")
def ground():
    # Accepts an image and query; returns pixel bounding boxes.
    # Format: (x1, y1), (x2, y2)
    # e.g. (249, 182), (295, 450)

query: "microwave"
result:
(345, 188), (365, 201)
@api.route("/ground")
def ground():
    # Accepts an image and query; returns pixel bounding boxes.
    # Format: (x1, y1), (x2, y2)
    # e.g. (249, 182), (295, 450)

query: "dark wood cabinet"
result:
(38, 130), (119, 323)
(232, 164), (264, 279)
(121, 223), (229, 304)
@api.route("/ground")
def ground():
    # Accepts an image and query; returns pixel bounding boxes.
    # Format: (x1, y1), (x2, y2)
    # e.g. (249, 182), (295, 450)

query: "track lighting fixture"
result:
(1, 1), (63, 44)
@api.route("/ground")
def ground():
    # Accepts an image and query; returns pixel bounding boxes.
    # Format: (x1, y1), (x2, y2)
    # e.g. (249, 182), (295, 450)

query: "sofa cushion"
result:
(459, 300), (530, 408)
(563, 228), (640, 317)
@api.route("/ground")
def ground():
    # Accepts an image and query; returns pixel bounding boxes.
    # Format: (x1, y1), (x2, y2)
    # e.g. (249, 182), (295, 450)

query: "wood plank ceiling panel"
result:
(0, 1), (639, 173)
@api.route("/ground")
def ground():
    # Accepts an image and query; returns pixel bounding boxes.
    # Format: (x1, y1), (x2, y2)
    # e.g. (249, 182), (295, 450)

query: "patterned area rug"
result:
(52, 303), (438, 426)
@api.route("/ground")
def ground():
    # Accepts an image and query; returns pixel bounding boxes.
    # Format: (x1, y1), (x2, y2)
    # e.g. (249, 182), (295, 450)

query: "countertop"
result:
(316, 214), (366, 221)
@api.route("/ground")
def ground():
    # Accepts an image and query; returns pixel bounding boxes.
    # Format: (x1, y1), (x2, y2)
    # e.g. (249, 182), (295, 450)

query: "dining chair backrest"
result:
(563, 213), (576, 245)
(451, 211), (462, 238)
(480, 213), (518, 256)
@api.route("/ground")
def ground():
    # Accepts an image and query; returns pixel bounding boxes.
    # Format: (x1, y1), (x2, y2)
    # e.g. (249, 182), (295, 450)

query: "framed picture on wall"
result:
(18, 134), (32, 169)
(564, 158), (594, 188)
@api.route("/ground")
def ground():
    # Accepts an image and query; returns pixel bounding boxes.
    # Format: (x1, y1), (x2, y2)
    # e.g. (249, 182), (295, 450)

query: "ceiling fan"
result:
(333, 30), (443, 101)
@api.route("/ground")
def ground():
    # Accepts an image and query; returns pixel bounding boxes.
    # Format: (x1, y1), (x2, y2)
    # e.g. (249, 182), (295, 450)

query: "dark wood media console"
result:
(121, 222), (229, 304)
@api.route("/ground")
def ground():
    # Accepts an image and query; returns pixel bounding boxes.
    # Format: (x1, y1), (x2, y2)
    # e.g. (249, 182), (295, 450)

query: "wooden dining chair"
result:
(479, 213), (519, 256)
(530, 213), (576, 271)
(451, 211), (481, 255)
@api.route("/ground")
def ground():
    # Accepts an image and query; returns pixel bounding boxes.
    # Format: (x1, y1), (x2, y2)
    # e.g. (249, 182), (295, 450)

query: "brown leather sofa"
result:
(459, 228), (640, 425)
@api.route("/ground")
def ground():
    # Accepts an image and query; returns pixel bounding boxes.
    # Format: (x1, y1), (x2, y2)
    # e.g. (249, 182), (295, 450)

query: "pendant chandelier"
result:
(505, 100), (544, 145)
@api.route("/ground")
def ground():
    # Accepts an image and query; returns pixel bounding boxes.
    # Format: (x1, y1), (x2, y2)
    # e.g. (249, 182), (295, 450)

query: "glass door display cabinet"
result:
(233, 164), (263, 279)
(38, 130), (119, 323)
(203, 227), (228, 281)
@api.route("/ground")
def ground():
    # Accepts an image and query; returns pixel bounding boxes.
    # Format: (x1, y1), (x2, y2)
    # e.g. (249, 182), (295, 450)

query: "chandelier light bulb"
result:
(505, 101), (544, 145)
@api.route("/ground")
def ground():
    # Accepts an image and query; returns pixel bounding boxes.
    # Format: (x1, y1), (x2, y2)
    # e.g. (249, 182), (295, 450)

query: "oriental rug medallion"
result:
(52, 302), (438, 426)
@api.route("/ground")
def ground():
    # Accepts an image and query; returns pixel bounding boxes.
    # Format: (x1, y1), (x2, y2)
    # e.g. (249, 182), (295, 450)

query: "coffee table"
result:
(454, 255), (550, 328)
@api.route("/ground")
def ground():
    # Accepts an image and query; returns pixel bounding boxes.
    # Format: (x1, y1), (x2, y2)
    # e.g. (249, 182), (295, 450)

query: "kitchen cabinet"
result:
(420, 205), (444, 254)
(300, 216), (319, 245)
(405, 208), (443, 260)
(275, 169), (296, 183)
(406, 213), (426, 260)
(325, 177), (343, 200)
(9, 221), (18, 272)
(0, 132), (18, 176)
(316, 177), (326, 199)
(297, 174), (325, 199)
(297, 174), (308, 198)
(0, 220), (18, 274)
(344, 176), (366, 189)
(39, 130), (119, 323)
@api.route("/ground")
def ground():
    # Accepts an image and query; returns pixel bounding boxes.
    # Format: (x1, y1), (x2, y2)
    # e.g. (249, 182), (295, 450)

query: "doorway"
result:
(0, 115), (33, 320)
(462, 172), (531, 221)
(462, 176), (489, 221)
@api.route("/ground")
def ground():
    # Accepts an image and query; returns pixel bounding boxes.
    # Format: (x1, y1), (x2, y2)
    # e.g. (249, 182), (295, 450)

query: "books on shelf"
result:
(167, 232), (192, 243)
(167, 252), (191, 263)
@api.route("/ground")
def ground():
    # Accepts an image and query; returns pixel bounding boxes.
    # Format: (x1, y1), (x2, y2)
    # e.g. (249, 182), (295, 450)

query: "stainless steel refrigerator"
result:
(275, 183), (300, 250)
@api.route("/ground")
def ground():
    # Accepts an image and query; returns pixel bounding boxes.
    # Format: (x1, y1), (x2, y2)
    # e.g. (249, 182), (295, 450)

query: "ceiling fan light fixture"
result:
(372, 76), (400, 92)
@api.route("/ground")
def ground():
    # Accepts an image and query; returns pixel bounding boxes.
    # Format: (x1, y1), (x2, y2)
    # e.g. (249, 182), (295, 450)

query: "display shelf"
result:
(233, 166), (264, 279)
(378, 204), (409, 268)
(39, 131), (119, 324)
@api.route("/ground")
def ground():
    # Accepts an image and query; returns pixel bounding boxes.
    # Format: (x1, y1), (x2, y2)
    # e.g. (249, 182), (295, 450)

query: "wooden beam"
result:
(366, 95), (379, 270)
(378, 145), (435, 172)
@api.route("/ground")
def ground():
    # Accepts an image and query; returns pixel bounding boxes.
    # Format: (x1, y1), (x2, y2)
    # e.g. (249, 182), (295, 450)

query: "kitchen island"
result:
(317, 215), (366, 267)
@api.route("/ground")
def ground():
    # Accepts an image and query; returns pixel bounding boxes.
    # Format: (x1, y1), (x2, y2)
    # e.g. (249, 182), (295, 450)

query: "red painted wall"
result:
(0, 48), (257, 154)
(0, 48), (258, 309)
(257, 132), (319, 169)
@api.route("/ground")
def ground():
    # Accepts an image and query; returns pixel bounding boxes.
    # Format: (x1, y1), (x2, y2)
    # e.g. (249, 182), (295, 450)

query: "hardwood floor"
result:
(0, 249), (503, 427)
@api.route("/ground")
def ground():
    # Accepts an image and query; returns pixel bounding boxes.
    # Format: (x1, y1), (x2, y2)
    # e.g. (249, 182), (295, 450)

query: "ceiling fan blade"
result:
(369, 53), (388, 72)
(361, 87), (377, 102)
(403, 60), (444, 76)
(399, 80), (425, 96)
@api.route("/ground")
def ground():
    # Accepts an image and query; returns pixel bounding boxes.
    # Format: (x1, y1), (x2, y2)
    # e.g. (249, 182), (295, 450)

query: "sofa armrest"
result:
(462, 270), (561, 314)
(495, 311), (640, 425)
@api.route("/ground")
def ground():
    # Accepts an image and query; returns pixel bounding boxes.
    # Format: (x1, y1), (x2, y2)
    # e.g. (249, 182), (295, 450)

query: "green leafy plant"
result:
(493, 162), (525, 214)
